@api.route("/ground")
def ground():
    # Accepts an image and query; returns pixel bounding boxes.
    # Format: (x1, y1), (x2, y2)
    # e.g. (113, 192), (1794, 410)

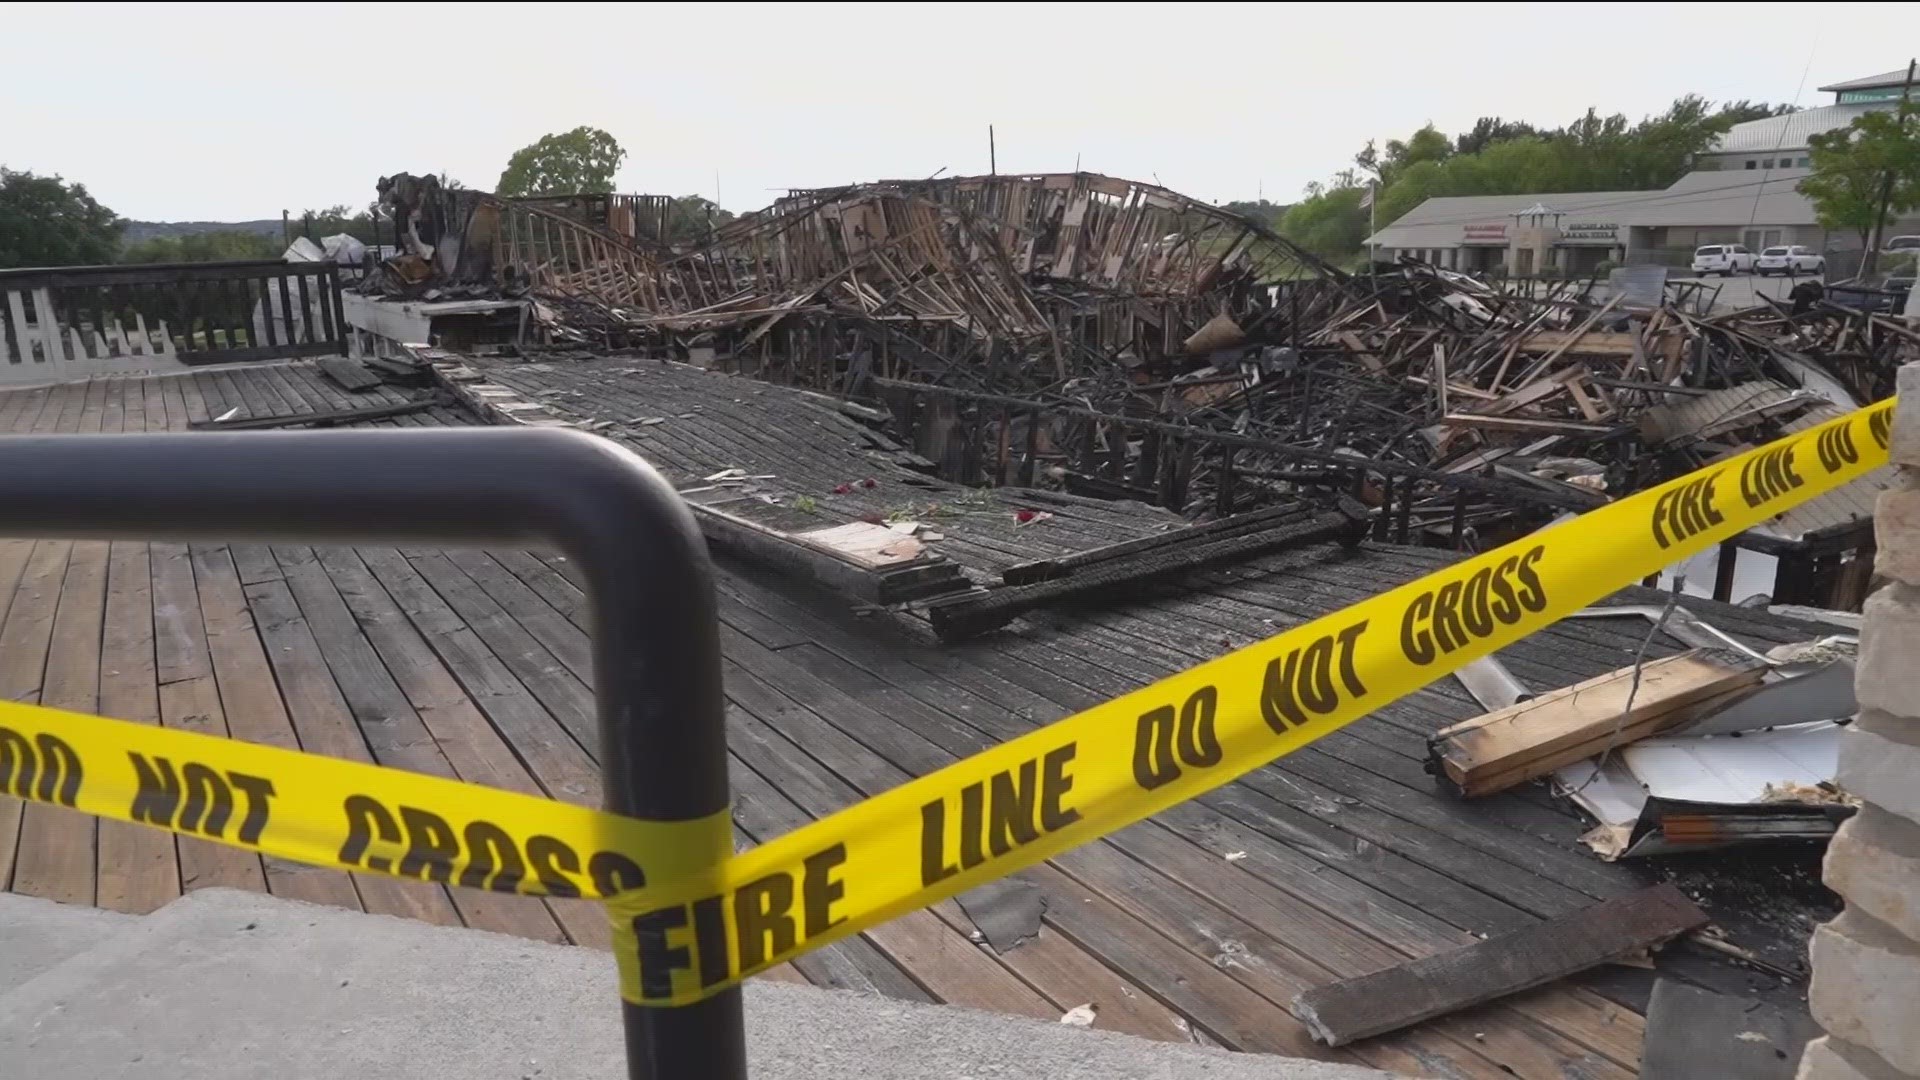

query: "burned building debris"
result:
(345, 171), (1919, 612)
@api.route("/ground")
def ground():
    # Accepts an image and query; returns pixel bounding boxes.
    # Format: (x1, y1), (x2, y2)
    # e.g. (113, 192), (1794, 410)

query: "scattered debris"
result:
(1765, 637), (1858, 666)
(927, 502), (1367, 640)
(1668, 659), (1856, 737)
(954, 877), (1046, 955)
(1059, 1003), (1098, 1028)
(1426, 650), (1768, 797)
(1290, 884), (1707, 1046)
(1452, 655), (1530, 711)
(1549, 650), (1861, 859)
(355, 169), (1907, 613)
(1560, 721), (1853, 860)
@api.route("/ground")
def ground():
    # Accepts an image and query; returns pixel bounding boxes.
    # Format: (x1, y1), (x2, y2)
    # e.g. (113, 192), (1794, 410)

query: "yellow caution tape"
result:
(0, 397), (1894, 1008)
(0, 703), (726, 904)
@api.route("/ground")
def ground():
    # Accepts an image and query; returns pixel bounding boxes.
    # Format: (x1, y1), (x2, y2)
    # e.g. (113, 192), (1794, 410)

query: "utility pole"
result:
(989, 125), (996, 176)
(1865, 58), (1916, 277)
(1368, 179), (1379, 268)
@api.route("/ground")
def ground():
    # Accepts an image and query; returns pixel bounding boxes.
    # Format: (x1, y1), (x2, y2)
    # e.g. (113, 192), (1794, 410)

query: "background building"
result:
(1365, 64), (1920, 273)
(1697, 67), (1918, 172)
(1365, 170), (1852, 271)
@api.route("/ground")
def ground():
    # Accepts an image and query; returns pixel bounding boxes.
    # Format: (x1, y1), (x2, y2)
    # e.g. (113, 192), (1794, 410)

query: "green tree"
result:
(1800, 100), (1920, 254)
(0, 167), (124, 269)
(1355, 125), (1454, 189)
(663, 195), (736, 243)
(1453, 117), (1539, 156)
(1280, 186), (1370, 264)
(296, 203), (384, 245)
(122, 230), (281, 263)
(496, 127), (626, 197)
(1287, 96), (1797, 267)
(1220, 199), (1289, 228)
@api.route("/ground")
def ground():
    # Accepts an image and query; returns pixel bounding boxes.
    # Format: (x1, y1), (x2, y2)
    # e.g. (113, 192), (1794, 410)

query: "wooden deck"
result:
(0, 358), (1834, 1078)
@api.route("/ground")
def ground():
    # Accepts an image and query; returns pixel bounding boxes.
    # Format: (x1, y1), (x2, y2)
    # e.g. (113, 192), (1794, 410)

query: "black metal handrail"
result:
(0, 426), (745, 1080)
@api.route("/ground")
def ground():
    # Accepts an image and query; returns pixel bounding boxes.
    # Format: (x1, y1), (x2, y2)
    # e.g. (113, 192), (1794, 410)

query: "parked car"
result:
(1691, 244), (1754, 276)
(1754, 245), (1826, 276)
(1827, 259), (1916, 312)
(1883, 236), (1920, 255)
(1889, 259), (1917, 304)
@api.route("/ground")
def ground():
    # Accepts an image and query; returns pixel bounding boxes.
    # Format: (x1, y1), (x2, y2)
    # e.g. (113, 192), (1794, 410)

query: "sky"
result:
(3, 2), (1918, 223)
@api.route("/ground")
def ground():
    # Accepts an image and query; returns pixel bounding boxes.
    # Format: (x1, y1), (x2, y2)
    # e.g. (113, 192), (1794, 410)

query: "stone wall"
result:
(1799, 364), (1920, 1080)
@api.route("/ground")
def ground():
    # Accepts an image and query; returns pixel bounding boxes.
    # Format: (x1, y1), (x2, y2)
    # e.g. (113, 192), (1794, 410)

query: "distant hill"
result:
(121, 219), (283, 244)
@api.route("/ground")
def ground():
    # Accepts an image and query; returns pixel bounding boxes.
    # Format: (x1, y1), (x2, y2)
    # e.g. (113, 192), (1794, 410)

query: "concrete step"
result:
(0, 892), (139, 994)
(0, 888), (1399, 1079)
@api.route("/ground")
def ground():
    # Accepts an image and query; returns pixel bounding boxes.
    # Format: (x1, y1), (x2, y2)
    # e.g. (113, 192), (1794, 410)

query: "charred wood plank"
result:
(190, 393), (451, 431)
(318, 356), (384, 392)
(1290, 884), (1707, 1046)
(999, 503), (1319, 585)
(928, 505), (1366, 640)
(869, 377), (1604, 512)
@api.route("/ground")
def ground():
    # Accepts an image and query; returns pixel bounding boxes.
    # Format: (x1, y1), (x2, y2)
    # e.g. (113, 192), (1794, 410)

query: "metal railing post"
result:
(0, 427), (747, 1080)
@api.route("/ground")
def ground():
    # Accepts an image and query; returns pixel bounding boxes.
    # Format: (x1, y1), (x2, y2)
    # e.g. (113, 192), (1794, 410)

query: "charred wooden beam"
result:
(927, 504), (1367, 640)
(869, 377), (1606, 512)
(999, 502), (1324, 585)
(190, 393), (452, 431)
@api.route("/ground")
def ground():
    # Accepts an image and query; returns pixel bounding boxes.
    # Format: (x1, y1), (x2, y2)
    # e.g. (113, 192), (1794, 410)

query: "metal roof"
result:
(1363, 187), (1643, 250)
(1818, 66), (1919, 93)
(1622, 168), (1819, 228)
(1365, 169), (1820, 248)
(1642, 382), (1888, 544)
(1706, 103), (1883, 155)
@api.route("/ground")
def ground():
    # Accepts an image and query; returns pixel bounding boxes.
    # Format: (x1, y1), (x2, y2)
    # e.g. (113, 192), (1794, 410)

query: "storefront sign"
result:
(1462, 223), (1507, 245)
(1560, 222), (1618, 244)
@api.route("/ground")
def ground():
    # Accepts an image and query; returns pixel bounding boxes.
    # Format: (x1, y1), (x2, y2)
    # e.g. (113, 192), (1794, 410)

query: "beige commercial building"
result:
(1365, 65), (1920, 273)
(1365, 169), (1856, 273)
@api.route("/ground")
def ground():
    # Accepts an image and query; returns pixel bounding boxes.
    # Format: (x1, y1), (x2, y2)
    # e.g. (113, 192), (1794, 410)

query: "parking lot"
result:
(1669, 271), (1809, 311)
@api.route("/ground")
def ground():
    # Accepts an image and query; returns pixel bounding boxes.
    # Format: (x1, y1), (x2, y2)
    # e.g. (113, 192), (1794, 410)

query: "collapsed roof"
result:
(359, 171), (1336, 382)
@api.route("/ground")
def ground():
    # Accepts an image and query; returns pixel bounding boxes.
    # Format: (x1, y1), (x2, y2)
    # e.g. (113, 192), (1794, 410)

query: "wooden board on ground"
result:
(319, 356), (385, 392)
(1427, 649), (1767, 797)
(690, 497), (966, 603)
(797, 521), (929, 568)
(1520, 329), (1639, 357)
(1290, 884), (1707, 1047)
(1441, 412), (1616, 436)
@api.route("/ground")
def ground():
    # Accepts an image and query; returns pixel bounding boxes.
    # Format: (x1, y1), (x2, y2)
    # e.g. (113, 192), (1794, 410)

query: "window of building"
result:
(1841, 88), (1906, 104)
(1798, 156), (1811, 167)
(1762, 159), (1776, 169)
(1745, 160), (1758, 170)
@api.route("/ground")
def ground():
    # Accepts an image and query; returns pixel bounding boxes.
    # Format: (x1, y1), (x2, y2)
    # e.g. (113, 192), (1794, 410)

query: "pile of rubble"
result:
(1077, 264), (1909, 513)
(359, 171), (1332, 369)
(355, 171), (1918, 558)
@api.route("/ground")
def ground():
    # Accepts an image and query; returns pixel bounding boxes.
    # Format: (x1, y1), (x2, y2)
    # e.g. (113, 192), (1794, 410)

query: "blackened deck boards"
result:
(1640, 979), (1817, 1080)
(1289, 883), (1707, 1046)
